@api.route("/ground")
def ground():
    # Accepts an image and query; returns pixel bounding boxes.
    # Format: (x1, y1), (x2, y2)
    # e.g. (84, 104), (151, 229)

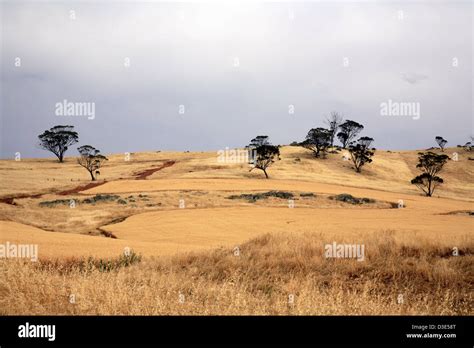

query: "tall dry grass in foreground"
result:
(0, 230), (472, 315)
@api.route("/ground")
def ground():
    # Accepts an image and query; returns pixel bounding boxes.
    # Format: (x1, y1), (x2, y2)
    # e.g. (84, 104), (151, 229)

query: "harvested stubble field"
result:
(0, 146), (473, 315)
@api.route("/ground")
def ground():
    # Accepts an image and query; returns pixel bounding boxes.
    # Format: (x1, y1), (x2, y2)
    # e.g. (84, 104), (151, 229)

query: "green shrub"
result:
(92, 251), (142, 272)
(82, 194), (120, 204)
(39, 199), (73, 207)
(40, 194), (121, 207)
(227, 191), (294, 202)
(329, 193), (375, 205)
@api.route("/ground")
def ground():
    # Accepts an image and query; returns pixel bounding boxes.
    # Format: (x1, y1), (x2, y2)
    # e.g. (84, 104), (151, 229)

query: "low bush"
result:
(227, 191), (294, 202)
(329, 193), (375, 205)
(35, 250), (142, 274)
(82, 194), (120, 204)
(39, 199), (73, 207)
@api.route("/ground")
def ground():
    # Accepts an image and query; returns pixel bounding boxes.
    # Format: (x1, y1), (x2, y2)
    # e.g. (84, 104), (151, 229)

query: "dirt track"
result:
(133, 161), (176, 180)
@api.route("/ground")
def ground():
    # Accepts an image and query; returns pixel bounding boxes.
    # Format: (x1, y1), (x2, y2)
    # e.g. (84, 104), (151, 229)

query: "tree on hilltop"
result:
(411, 152), (449, 197)
(249, 135), (270, 148)
(77, 145), (108, 181)
(435, 136), (447, 152)
(38, 125), (79, 162)
(301, 128), (332, 158)
(247, 136), (280, 179)
(324, 111), (344, 147)
(347, 136), (375, 173)
(337, 120), (364, 148)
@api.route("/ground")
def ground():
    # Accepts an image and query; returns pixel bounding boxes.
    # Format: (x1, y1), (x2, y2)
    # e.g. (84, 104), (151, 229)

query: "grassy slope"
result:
(0, 146), (472, 314)
(1, 231), (472, 315)
(0, 146), (472, 257)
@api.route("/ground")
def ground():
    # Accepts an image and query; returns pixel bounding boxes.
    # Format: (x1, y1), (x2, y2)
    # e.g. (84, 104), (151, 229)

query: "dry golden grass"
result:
(1, 146), (472, 199)
(0, 146), (472, 315)
(0, 231), (472, 315)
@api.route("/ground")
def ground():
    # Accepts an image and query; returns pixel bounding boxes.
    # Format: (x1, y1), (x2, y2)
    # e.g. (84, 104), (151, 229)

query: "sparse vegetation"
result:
(247, 136), (280, 179)
(463, 141), (473, 151)
(82, 194), (120, 204)
(249, 135), (270, 147)
(38, 194), (145, 207)
(348, 137), (375, 173)
(435, 136), (448, 151)
(1, 143), (472, 317)
(301, 128), (332, 158)
(34, 250), (142, 274)
(328, 193), (376, 204)
(227, 191), (294, 202)
(77, 145), (108, 181)
(411, 152), (449, 197)
(1, 232), (471, 315)
(39, 198), (75, 208)
(337, 120), (364, 148)
(325, 111), (344, 147)
(38, 125), (79, 163)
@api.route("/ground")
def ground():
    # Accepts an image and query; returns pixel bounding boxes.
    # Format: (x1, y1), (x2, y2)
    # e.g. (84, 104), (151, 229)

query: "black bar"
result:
(0, 316), (472, 346)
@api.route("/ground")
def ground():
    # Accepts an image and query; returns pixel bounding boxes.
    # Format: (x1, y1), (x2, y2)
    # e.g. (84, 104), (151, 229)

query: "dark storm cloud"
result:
(0, 0), (472, 159)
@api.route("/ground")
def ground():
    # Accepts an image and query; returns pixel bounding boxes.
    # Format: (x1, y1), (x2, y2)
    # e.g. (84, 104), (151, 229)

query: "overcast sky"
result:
(1, 0), (472, 159)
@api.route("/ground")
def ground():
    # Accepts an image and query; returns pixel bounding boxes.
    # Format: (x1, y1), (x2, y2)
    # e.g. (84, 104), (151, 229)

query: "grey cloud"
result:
(402, 73), (429, 84)
(0, 1), (472, 159)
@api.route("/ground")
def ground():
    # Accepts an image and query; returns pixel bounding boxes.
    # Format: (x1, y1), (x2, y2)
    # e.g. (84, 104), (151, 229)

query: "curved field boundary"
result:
(0, 182), (108, 204)
(100, 206), (473, 254)
(0, 220), (182, 258)
(83, 178), (474, 213)
(58, 181), (108, 195)
(0, 161), (177, 202)
(0, 181), (108, 204)
(134, 161), (176, 180)
(0, 193), (43, 205)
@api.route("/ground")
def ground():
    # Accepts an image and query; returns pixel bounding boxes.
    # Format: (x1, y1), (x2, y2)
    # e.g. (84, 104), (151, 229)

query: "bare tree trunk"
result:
(89, 170), (96, 181)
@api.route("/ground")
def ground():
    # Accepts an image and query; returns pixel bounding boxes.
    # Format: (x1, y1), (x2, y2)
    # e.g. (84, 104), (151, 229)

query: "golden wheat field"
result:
(0, 146), (473, 315)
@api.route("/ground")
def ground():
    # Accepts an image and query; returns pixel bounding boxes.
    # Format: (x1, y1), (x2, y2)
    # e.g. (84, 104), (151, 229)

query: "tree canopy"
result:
(249, 135), (270, 148)
(38, 125), (79, 162)
(301, 128), (332, 158)
(411, 152), (449, 196)
(337, 120), (364, 148)
(435, 136), (447, 151)
(348, 137), (375, 173)
(325, 112), (344, 147)
(248, 136), (280, 179)
(77, 145), (108, 181)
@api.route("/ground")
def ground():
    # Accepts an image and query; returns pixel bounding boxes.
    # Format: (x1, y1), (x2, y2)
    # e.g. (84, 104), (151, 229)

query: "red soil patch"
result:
(98, 228), (118, 239)
(0, 193), (43, 205)
(0, 182), (107, 204)
(134, 161), (176, 180)
(0, 161), (176, 204)
(58, 181), (107, 195)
